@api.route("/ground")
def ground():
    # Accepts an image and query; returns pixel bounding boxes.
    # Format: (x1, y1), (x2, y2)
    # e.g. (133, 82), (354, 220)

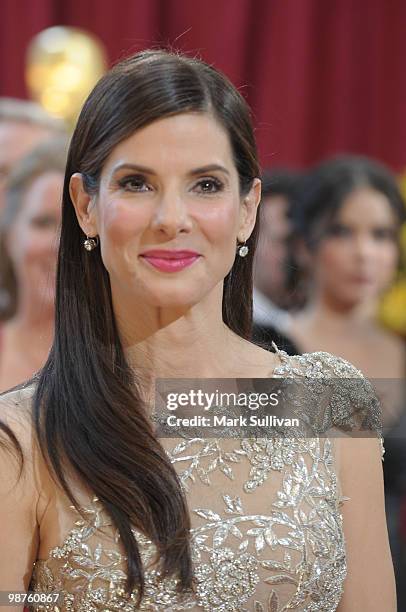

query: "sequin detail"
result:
(29, 350), (384, 611)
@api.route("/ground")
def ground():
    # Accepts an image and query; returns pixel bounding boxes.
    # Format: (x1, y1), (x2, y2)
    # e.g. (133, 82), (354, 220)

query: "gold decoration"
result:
(25, 26), (107, 128)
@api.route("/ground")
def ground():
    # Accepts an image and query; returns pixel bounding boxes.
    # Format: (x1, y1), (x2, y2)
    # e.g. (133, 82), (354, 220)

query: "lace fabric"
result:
(26, 349), (383, 611)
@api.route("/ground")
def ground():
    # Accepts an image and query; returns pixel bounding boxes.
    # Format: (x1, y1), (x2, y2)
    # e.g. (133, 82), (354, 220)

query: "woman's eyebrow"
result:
(110, 163), (155, 176)
(189, 164), (230, 177)
(110, 162), (230, 177)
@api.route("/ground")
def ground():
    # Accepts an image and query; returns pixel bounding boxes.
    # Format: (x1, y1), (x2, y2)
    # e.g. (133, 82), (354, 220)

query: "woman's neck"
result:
(0, 309), (54, 391)
(115, 283), (236, 378)
(4, 312), (54, 353)
(297, 293), (378, 332)
(113, 283), (281, 404)
(124, 312), (235, 380)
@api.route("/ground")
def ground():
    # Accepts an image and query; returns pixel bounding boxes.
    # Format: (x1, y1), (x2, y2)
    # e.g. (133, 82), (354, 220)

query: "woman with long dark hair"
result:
(286, 155), (406, 609)
(0, 51), (395, 611)
(287, 155), (406, 380)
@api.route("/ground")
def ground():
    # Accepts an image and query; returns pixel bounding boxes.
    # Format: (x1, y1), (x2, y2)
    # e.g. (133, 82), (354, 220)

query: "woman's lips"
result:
(139, 250), (201, 272)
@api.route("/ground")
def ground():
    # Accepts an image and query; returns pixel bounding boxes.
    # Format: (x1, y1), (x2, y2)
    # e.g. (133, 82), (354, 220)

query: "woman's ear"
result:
(238, 178), (261, 242)
(69, 173), (98, 236)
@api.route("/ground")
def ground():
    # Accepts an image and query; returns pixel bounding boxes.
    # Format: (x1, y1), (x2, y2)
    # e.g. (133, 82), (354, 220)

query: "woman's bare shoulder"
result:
(0, 382), (36, 437)
(374, 327), (406, 372)
(0, 382), (40, 487)
(267, 342), (365, 378)
(242, 338), (366, 378)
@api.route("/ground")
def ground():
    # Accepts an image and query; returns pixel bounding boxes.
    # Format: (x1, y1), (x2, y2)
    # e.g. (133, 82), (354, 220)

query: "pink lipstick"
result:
(139, 249), (201, 272)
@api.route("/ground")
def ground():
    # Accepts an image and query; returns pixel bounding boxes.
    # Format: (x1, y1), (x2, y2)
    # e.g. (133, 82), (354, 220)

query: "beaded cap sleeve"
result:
(27, 349), (384, 611)
(270, 346), (384, 456)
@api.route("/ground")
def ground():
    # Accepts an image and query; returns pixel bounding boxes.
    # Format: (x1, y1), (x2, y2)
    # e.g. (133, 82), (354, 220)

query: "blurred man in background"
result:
(252, 168), (301, 354)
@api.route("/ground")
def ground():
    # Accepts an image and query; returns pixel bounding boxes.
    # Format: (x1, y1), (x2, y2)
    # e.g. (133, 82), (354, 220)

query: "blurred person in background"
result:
(398, 494), (406, 606)
(0, 97), (65, 212)
(287, 155), (405, 379)
(287, 154), (406, 607)
(252, 168), (301, 354)
(388, 410), (406, 610)
(0, 138), (67, 392)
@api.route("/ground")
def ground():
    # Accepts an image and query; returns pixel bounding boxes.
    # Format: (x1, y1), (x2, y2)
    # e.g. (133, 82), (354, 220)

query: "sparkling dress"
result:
(4, 349), (384, 611)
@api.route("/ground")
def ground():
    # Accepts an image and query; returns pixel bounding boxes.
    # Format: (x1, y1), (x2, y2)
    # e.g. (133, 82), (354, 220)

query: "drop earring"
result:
(83, 235), (99, 251)
(238, 241), (249, 257)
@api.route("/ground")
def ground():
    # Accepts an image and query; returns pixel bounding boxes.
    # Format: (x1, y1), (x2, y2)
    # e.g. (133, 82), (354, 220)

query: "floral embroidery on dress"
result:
(29, 350), (384, 611)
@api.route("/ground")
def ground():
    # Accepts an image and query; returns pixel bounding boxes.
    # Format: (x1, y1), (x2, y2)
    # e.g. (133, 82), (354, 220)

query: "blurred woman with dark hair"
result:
(0, 138), (66, 391)
(288, 155), (406, 379)
(288, 155), (406, 607)
(0, 54), (395, 611)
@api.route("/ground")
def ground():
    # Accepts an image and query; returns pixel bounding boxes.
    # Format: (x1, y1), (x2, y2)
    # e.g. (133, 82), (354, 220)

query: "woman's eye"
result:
(372, 228), (396, 241)
(118, 176), (150, 192)
(194, 178), (223, 194)
(328, 224), (352, 238)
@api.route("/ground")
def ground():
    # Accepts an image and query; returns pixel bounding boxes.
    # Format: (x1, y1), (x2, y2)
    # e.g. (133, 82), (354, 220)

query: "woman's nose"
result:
(150, 192), (193, 236)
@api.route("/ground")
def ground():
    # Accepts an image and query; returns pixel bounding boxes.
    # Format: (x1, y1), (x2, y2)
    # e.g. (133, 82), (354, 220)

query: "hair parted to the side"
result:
(27, 49), (261, 605)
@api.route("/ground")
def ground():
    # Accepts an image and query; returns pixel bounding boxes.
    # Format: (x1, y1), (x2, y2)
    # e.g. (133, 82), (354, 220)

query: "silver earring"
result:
(238, 241), (249, 257)
(83, 235), (99, 251)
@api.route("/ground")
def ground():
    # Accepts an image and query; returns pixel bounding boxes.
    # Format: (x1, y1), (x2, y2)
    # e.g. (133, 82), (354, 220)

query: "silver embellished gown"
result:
(24, 349), (383, 611)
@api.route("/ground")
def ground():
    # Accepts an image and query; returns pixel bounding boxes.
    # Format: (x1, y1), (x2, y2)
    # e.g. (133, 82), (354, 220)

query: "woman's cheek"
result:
(317, 241), (349, 275)
(194, 199), (239, 244)
(11, 229), (40, 265)
(375, 245), (400, 287)
(100, 198), (150, 243)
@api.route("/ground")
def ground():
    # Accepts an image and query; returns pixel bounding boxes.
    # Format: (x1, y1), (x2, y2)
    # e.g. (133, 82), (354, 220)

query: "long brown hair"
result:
(7, 49), (261, 605)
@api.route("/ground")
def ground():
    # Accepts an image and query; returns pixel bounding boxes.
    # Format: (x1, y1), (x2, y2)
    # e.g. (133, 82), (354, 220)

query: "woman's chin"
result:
(333, 287), (378, 310)
(147, 296), (200, 310)
(140, 285), (205, 309)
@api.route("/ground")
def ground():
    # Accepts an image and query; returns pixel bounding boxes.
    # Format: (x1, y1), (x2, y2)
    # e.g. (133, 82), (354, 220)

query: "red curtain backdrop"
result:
(2, 0), (406, 172)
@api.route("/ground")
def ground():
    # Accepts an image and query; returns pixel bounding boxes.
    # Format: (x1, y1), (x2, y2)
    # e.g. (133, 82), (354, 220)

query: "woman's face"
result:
(71, 113), (260, 311)
(7, 171), (63, 312)
(311, 187), (400, 308)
